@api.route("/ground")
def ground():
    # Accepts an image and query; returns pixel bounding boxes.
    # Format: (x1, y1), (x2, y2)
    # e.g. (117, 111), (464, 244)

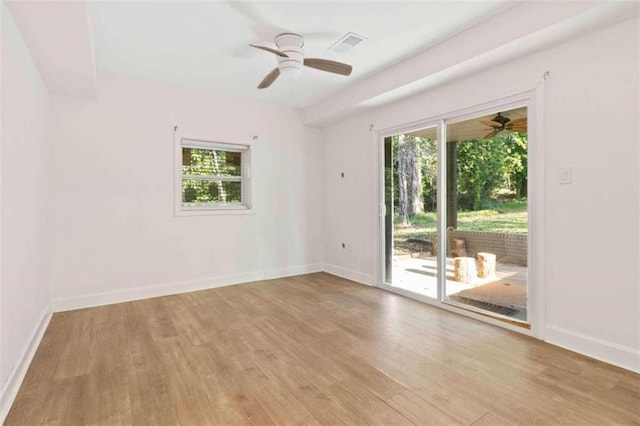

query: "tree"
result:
(456, 138), (507, 210)
(503, 132), (528, 197)
(421, 138), (437, 212)
(395, 135), (428, 223)
(182, 148), (242, 203)
(392, 130), (527, 221)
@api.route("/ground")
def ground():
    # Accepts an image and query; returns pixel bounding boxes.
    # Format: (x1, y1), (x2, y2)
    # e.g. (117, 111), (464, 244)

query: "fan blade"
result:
(509, 117), (527, 127)
(250, 44), (289, 58)
(304, 58), (352, 76)
(483, 130), (498, 139)
(258, 68), (280, 89)
(509, 127), (528, 133)
(480, 119), (502, 127)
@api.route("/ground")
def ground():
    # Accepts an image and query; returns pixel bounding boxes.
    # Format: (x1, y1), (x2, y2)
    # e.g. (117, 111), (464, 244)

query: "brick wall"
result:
(447, 230), (527, 266)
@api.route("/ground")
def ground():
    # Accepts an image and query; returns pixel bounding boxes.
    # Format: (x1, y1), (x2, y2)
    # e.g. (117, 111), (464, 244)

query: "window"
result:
(176, 136), (251, 214)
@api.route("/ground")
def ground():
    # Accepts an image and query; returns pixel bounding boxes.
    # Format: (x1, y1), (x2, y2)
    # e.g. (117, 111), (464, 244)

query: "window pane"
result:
(182, 179), (242, 204)
(182, 148), (242, 177)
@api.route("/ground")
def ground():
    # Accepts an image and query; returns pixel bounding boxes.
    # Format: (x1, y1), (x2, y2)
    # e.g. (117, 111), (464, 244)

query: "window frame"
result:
(174, 132), (253, 216)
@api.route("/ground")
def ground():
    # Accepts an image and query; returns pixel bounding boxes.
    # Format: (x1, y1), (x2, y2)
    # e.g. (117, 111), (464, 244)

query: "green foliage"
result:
(388, 125), (528, 244)
(182, 147), (242, 204)
(456, 203), (527, 233)
(393, 200), (528, 245)
(502, 133), (528, 197)
(182, 180), (241, 203)
(394, 211), (437, 228)
(420, 139), (437, 211)
(454, 132), (527, 210)
(456, 137), (507, 210)
(183, 148), (241, 177)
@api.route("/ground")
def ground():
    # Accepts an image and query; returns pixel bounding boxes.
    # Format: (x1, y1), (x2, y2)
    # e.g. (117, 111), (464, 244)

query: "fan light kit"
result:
(479, 112), (527, 138)
(250, 33), (353, 89)
(275, 33), (304, 77)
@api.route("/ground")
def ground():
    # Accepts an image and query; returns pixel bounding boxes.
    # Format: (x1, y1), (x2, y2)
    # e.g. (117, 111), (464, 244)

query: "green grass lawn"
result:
(394, 200), (527, 243)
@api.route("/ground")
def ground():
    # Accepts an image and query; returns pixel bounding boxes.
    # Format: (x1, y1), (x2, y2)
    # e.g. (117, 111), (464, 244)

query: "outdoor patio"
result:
(391, 251), (527, 321)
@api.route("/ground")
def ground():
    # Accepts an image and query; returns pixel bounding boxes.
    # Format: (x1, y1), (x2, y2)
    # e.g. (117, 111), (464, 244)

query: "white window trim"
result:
(174, 131), (254, 216)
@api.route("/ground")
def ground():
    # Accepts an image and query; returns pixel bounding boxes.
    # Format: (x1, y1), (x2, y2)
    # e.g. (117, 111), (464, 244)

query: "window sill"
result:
(176, 207), (255, 217)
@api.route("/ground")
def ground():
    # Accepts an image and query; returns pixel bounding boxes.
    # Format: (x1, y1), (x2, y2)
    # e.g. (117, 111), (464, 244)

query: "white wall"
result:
(48, 73), (324, 309)
(322, 18), (639, 371)
(0, 1), (51, 412)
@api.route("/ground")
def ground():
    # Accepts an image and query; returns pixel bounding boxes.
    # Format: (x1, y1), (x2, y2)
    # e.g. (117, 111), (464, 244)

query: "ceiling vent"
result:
(329, 32), (366, 54)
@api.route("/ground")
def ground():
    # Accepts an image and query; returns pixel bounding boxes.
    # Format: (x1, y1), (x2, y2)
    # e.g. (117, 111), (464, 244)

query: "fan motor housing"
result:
(492, 113), (511, 127)
(275, 33), (304, 77)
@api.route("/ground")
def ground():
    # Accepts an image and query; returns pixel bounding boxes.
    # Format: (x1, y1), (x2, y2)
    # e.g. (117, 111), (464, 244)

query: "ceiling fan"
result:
(480, 113), (527, 138)
(250, 33), (353, 89)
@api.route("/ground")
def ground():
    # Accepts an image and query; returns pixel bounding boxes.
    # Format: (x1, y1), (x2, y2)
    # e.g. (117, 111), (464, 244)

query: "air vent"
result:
(328, 32), (366, 54)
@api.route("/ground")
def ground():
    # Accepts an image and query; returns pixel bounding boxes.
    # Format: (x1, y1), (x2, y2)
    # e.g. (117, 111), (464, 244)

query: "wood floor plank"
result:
(5, 272), (640, 425)
(471, 412), (511, 426)
(411, 386), (491, 425)
(326, 379), (414, 425)
(386, 389), (462, 425)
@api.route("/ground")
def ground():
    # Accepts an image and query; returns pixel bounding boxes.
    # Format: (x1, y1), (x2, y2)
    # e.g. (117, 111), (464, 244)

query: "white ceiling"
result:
(8, 0), (635, 120)
(88, 1), (515, 108)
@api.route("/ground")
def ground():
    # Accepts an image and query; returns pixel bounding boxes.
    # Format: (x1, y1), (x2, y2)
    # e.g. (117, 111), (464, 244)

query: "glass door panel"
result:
(383, 126), (439, 299)
(443, 107), (529, 322)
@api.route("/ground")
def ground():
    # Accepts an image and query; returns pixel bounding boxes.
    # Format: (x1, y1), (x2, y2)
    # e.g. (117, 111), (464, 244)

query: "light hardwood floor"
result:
(6, 273), (640, 425)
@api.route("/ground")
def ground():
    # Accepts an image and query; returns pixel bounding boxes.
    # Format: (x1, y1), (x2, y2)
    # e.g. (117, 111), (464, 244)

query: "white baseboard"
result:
(264, 263), (323, 280)
(52, 271), (266, 312)
(0, 306), (52, 423)
(545, 325), (640, 373)
(51, 264), (326, 313)
(323, 264), (374, 286)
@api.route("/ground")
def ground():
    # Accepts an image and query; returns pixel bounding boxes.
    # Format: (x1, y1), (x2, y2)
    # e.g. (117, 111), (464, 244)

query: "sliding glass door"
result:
(382, 106), (529, 324)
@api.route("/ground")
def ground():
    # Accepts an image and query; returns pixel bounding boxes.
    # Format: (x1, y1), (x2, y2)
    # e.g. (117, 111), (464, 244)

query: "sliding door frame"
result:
(374, 87), (545, 338)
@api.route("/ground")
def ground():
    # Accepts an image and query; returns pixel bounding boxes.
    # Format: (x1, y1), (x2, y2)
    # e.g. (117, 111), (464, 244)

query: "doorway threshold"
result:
(444, 300), (531, 330)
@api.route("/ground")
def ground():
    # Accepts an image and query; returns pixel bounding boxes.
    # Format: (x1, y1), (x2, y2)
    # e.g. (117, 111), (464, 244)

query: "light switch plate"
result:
(558, 166), (572, 184)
